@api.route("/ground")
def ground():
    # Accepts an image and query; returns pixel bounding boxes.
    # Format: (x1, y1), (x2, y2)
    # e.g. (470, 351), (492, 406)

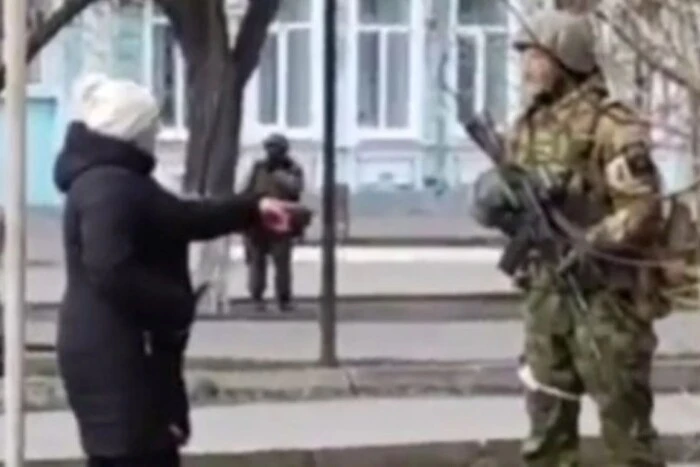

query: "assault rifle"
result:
(463, 112), (600, 358)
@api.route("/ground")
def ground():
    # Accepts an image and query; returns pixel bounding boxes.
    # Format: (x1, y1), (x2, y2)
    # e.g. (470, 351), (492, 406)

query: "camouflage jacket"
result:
(508, 76), (663, 255)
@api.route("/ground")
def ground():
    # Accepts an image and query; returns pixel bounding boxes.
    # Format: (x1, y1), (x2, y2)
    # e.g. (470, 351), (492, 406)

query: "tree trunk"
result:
(183, 51), (241, 195)
(183, 49), (242, 314)
(156, 0), (280, 314)
(159, 0), (234, 314)
(180, 0), (280, 195)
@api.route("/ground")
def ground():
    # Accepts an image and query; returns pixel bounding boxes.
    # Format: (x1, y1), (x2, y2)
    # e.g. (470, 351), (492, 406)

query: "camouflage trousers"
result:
(520, 286), (666, 467)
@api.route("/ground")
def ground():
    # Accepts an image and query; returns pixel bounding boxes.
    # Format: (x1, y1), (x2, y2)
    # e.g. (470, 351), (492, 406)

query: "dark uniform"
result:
(243, 134), (304, 311)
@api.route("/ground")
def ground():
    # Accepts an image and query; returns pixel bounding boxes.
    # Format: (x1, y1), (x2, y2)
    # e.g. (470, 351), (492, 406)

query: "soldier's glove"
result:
(525, 165), (570, 204)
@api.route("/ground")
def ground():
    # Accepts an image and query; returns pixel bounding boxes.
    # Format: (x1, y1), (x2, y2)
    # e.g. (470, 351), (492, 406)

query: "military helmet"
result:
(263, 133), (289, 151)
(513, 9), (597, 75)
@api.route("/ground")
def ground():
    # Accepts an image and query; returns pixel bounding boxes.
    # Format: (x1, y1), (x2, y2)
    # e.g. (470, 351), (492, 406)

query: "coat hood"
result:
(54, 122), (156, 193)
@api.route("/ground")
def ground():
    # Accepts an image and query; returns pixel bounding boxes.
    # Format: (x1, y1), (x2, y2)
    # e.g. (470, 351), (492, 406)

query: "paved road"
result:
(5, 396), (699, 461)
(26, 314), (700, 362)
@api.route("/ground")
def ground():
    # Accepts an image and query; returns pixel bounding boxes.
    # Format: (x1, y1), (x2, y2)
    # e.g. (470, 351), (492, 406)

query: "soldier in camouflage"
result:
(506, 9), (667, 467)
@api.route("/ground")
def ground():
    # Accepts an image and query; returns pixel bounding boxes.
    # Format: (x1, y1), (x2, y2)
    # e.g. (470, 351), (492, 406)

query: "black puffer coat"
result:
(54, 123), (260, 457)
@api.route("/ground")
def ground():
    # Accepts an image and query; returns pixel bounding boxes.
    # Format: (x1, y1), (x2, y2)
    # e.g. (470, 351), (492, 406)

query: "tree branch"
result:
(0, 0), (101, 89)
(230, 0), (281, 87)
(595, 9), (700, 97)
(155, 0), (229, 62)
(153, 0), (184, 41)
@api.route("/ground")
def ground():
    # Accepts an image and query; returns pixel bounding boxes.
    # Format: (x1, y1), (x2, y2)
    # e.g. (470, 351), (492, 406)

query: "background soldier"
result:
(473, 10), (668, 466)
(243, 133), (305, 312)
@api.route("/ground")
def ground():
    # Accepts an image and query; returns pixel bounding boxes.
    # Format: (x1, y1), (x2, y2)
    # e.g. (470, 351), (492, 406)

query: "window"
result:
(356, 0), (412, 129)
(453, 0), (509, 124)
(149, 3), (187, 130)
(257, 0), (312, 128)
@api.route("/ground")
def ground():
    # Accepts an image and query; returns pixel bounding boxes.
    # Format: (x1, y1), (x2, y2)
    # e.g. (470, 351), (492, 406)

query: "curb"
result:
(16, 358), (700, 411)
(297, 236), (507, 247)
(30, 293), (526, 321)
(19, 435), (700, 466)
(226, 292), (520, 304)
(220, 293), (522, 321)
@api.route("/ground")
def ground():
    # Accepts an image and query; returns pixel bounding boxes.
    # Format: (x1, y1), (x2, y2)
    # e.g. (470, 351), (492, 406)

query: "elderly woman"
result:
(54, 75), (297, 467)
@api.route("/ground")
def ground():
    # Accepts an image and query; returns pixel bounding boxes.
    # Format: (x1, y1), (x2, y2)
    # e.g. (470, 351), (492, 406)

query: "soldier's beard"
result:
(526, 74), (575, 108)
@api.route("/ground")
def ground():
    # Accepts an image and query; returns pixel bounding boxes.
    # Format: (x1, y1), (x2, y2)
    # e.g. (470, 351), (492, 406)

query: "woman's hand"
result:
(258, 197), (305, 234)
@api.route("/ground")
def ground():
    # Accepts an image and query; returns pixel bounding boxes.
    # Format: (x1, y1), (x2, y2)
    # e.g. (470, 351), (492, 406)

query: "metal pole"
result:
(320, 0), (337, 367)
(3, 0), (28, 464)
(691, 93), (700, 310)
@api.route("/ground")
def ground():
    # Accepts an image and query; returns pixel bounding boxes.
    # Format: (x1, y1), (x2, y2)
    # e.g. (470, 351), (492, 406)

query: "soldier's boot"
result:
(522, 390), (581, 467)
(598, 391), (666, 467)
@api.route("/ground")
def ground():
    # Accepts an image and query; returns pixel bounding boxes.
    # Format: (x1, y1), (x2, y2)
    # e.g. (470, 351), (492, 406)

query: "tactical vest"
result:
(510, 95), (698, 319)
(510, 93), (612, 232)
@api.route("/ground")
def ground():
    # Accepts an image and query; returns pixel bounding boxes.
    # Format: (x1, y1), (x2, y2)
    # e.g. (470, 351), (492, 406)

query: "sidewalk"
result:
(6, 396), (700, 464)
(26, 314), (700, 362)
(17, 207), (516, 303)
(19, 315), (700, 413)
(226, 245), (513, 299)
(14, 246), (515, 305)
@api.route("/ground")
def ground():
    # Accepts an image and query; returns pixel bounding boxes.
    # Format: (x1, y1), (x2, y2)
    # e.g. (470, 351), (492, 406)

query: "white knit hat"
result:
(72, 73), (160, 154)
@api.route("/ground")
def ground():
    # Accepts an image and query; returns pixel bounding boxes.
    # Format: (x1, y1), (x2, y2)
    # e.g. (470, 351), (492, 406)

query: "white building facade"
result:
(141, 0), (523, 192)
(8, 0), (692, 206)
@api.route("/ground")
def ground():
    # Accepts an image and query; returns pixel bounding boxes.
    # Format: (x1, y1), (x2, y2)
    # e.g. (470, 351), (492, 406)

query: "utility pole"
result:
(691, 94), (700, 309)
(320, 0), (338, 367)
(4, 0), (29, 464)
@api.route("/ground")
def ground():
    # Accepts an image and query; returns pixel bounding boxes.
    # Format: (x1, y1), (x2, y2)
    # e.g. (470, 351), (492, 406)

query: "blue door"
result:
(0, 96), (60, 206)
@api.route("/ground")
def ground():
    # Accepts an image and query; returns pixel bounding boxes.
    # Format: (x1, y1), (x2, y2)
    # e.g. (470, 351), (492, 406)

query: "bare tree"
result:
(0, 0), (280, 312)
(154, 0), (281, 196)
(0, 0), (102, 89)
(152, 0), (281, 313)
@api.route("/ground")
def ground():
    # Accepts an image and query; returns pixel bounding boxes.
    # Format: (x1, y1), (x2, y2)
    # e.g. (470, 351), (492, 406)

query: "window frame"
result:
(447, 0), (512, 137)
(244, 0), (321, 143)
(347, 0), (423, 140)
(144, 0), (187, 140)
